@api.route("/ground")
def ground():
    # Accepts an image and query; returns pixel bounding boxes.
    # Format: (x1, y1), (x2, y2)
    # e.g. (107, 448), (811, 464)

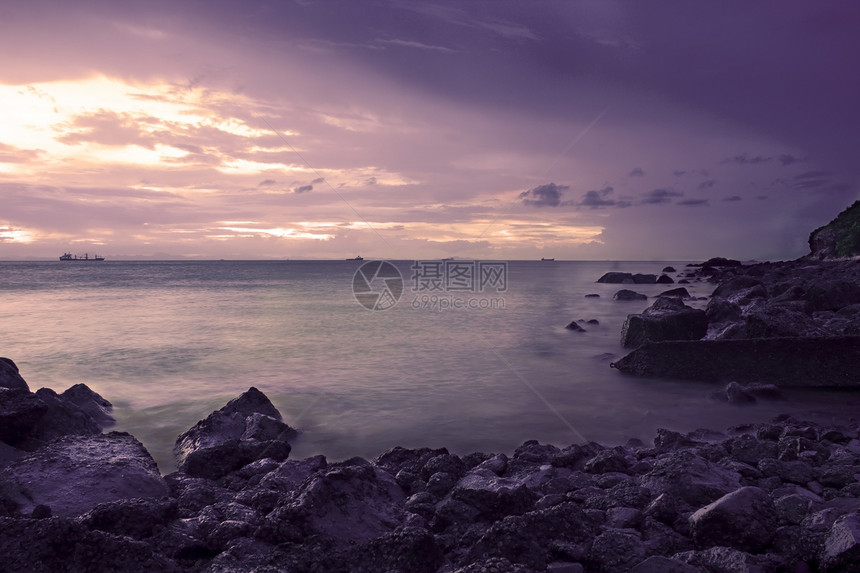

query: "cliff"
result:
(808, 200), (860, 259)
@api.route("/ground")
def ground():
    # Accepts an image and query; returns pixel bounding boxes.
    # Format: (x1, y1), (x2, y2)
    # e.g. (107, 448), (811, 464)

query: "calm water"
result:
(2, 260), (857, 472)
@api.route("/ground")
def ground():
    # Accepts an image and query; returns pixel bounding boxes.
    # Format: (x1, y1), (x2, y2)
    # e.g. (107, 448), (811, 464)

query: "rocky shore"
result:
(2, 357), (860, 572)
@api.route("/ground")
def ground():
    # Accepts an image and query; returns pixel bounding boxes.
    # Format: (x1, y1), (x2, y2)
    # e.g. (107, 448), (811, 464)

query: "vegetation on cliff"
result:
(808, 200), (860, 258)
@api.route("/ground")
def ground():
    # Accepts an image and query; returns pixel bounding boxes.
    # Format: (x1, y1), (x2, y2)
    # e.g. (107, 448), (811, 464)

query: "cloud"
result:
(673, 170), (687, 177)
(698, 180), (716, 190)
(677, 198), (709, 207)
(377, 38), (456, 53)
(778, 154), (802, 166)
(723, 195), (743, 202)
(721, 153), (773, 165)
(628, 167), (645, 177)
(258, 179), (277, 187)
(293, 184), (314, 193)
(574, 186), (632, 209)
(641, 188), (682, 205)
(519, 182), (568, 207)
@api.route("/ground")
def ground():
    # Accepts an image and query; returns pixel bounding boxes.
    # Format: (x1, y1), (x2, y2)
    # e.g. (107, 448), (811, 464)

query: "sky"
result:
(1, 0), (859, 261)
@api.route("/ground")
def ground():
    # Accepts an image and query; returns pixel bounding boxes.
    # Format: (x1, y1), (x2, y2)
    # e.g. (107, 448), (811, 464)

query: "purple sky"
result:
(1, 0), (858, 260)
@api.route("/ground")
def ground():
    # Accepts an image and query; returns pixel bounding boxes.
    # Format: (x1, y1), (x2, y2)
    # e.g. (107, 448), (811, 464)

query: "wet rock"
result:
(689, 486), (777, 552)
(0, 388), (48, 447)
(620, 297), (708, 349)
(450, 468), (537, 520)
(658, 287), (692, 299)
(639, 450), (742, 508)
(174, 387), (296, 480)
(78, 497), (178, 539)
(674, 546), (780, 573)
(565, 321), (587, 332)
(0, 358), (28, 391)
(821, 512), (860, 572)
(60, 383), (115, 427)
(614, 289), (648, 301)
(725, 381), (757, 404)
(0, 432), (168, 517)
(611, 336), (860, 386)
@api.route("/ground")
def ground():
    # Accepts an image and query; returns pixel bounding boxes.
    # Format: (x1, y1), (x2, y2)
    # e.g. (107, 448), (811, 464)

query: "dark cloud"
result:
(795, 170), (830, 180)
(756, 195), (769, 200)
(311, 177), (325, 184)
(778, 154), (802, 166)
(723, 195), (743, 202)
(258, 179), (277, 187)
(677, 198), (709, 207)
(721, 153), (772, 165)
(698, 180), (716, 190)
(519, 182), (568, 207)
(628, 167), (645, 177)
(575, 186), (631, 209)
(673, 170), (687, 177)
(293, 184), (313, 193)
(641, 188), (682, 205)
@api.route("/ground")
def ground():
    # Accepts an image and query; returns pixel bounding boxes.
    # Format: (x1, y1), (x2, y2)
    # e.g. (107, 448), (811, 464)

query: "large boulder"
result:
(0, 432), (168, 517)
(174, 387), (296, 479)
(614, 289), (648, 301)
(821, 512), (860, 572)
(0, 358), (28, 391)
(60, 383), (114, 427)
(620, 297), (708, 349)
(597, 272), (658, 284)
(611, 337), (860, 387)
(688, 486), (778, 552)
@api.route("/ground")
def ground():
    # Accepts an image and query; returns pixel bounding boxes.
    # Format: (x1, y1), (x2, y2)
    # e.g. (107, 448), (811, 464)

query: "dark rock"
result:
(0, 358), (28, 391)
(0, 516), (181, 572)
(59, 383), (114, 426)
(658, 287), (691, 299)
(639, 450), (742, 508)
(584, 447), (632, 474)
(699, 257), (743, 268)
(565, 321), (586, 332)
(79, 497), (178, 539)
(674, 546), (780, 573)
(588, 528), (646, 572)
(657, 274), (675, 284)
(712, 275), (766, 300)
(0, 432), (168, 517)
(632, 273), (658, 284)
(662, 266), (677, 273)
(450, 469), (537, 520)
(613, 289), (648, 301)
(821, 512), (860, 571)
(689, 486), (777, 552)
(597, 272), (635, 284)
(620, 297), (708, 348)
(586, 319), (599, 325)
(350, 526), (444, 573)
(174, 387), (296, 479)
(630, 555), (698, 573)
(585, 293), (600, 298)
(29, 387), (102, 444)
(611, 337), (860, 387)
(0, 388), (48, 447)
(725, 381), (756, 404)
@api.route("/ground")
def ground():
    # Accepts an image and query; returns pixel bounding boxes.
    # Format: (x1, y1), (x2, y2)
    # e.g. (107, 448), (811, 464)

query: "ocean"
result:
(2, 259), (857, 473)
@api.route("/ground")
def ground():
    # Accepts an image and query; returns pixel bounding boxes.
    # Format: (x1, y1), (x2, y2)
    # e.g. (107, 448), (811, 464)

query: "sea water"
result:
(1, 259), (857, 472)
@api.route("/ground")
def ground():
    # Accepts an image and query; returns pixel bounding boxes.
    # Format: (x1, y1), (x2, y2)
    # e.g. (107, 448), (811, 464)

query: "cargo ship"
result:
(59, 253), (105, 261)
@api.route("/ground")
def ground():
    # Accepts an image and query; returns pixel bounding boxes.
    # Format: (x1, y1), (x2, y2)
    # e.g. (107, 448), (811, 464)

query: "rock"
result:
(725, 381), (756, 404)
(0, 358), (28, 391)
(662, 266), (677, 273)
(658, 287), (692, 299)
(597, 272), (635, 284)
(821, 512), (860, 571)
(611, 337), (860, 387)
(79, 497), (178, 539)
(0, 388), (49, 447)
(174, 387), (296, 479)
(630, 555), (698, 573)
(807, 199), (860, 259)
(588, 528), (646, 572)
(585, 293), (600, 298)
(450, 468), (537, 520)
(565, 321), (586, 332)
(0, 432), (168, 517)
(613, 289), (648, 301)
(639, 450), (742, 508)
(698, 257), (743, 268)
(689, 486), (778, 552)
(657, 274), (675, 284)
(620, 297), (708, 349)
(28, 387), (102, 444)
(674, 546), (779, 573)
(60, 383), (114, 427)
(0, 516), (181, 572)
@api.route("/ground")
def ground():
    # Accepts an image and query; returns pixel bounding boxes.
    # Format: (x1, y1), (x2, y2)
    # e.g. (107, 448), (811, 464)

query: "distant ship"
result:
(540, 257), (555, 261)
(347, 255), (364, 261)
(59, 253), (105, 261)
